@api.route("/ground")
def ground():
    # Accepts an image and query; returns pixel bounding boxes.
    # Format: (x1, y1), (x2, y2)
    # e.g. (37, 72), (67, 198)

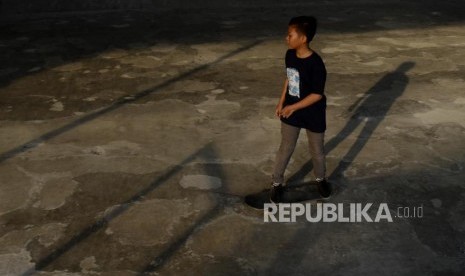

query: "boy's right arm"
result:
(276, 78), (288, 117)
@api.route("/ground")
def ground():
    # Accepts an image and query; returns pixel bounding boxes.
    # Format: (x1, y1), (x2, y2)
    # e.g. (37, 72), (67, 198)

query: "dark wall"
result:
(1, 0), (289, 15)
(2, 0), (158, 14)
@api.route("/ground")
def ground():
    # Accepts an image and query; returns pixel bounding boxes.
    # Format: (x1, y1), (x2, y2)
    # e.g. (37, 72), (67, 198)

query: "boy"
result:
(271, 16), (331, 203)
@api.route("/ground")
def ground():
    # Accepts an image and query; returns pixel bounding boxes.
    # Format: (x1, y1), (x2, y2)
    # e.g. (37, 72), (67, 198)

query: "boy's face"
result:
(286, 25), (307, 49)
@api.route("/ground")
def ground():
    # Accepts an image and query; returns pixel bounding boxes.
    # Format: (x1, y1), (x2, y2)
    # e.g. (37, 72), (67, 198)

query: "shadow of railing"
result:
(0, 39), (263, 164)
(9, 26), (259, 276)
(138, 142), (227, 274)
(22, 142), (221, 275)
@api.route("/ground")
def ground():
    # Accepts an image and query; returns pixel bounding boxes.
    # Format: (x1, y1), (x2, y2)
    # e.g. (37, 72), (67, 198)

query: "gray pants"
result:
(272, 122), (326, 184)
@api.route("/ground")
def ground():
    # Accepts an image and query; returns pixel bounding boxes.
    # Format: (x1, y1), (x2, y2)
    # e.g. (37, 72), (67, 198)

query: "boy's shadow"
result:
(277, 61), (415, 200)
(263, 61), (416, 273)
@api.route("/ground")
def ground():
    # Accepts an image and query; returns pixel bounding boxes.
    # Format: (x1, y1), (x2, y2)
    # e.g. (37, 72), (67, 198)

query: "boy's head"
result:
(287, 16), (317, 47)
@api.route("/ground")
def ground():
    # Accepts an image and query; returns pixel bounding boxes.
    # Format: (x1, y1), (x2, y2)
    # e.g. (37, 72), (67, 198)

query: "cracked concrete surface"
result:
(1, 0), (465, 275)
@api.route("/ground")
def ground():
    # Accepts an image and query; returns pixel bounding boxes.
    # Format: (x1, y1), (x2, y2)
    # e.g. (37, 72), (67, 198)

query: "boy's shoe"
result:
(317, 179), (332, 199)
(270, 183), (285, 203)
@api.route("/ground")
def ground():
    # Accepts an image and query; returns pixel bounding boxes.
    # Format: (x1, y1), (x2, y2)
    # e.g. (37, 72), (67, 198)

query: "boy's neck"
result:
(295, 45), (313, 58)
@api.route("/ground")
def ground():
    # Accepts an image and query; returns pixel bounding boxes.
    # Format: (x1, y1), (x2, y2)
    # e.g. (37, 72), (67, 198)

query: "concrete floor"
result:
(1, 1), (465, 275)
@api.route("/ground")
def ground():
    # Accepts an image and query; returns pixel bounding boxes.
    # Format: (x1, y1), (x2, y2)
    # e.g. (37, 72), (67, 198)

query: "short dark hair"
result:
(288, 16), (317, 44)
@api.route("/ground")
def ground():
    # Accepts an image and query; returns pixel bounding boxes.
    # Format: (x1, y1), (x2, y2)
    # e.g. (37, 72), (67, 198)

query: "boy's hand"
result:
(281, 105), (296, 118)
(275, 103), (283, 117)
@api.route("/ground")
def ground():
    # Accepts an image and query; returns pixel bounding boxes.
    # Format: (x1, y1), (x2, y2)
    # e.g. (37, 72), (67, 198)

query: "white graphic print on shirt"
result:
(286, 67), (300, 98)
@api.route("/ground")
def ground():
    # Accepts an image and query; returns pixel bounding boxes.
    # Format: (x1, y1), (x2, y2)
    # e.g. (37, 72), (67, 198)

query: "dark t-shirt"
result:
(281, 49), (327, 133)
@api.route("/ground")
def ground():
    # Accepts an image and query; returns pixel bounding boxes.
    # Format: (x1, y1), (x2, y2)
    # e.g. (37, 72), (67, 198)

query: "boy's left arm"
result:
(280, 93), (322, 118)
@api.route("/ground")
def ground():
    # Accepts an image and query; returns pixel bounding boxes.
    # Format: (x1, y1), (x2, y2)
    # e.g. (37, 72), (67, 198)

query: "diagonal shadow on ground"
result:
(22, 142), (217, 275)
(0, 39), (263, 164)
(138, 143), (227, 274)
